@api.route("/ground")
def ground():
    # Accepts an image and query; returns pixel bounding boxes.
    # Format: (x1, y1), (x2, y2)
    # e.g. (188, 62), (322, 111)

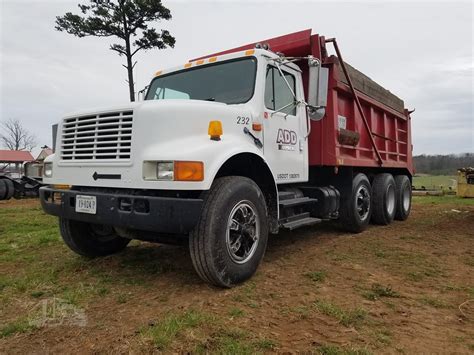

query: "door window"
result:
(264, 66), (296, 116)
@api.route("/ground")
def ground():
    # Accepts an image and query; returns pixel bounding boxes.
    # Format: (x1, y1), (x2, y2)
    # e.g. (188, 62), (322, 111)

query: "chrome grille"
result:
(61, 110), (133, 161)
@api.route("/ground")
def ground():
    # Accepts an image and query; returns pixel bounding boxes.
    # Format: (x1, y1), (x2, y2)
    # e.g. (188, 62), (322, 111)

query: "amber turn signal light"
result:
(174, 161), (204, 181)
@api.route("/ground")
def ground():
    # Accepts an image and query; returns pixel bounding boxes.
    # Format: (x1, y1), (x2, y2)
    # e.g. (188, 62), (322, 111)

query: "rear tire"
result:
(59, 218), (130, 257)
(4, 179), (14, 200)
(338, 173), (372, 233)
(189, 176), (268, 288)
(371, 173), (396, 225)
(394, 175), (411, 221)
(0, 180), (7, 200)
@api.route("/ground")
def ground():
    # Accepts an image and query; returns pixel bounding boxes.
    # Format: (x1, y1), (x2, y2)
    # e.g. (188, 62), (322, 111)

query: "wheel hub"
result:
(226, 201), (260, 264)
(356, 185), (370, 221)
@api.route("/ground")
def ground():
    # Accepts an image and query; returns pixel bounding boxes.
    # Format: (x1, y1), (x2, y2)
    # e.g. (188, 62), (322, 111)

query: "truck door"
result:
(263, 65), (308, 184)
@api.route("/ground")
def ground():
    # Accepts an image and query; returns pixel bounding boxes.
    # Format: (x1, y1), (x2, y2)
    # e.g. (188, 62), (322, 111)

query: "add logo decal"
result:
(276, 129), (297, 145)
(276, 129), (297, 151)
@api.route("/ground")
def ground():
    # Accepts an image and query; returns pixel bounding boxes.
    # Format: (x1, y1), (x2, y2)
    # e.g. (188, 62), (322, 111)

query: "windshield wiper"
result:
(203, 97), (215, 101)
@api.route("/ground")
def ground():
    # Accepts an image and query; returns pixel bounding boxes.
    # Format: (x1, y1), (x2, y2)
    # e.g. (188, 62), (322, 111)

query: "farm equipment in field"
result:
(457, 168), (474, 198)
(0, 175), (44, 200)
(0, 147), (52, 200)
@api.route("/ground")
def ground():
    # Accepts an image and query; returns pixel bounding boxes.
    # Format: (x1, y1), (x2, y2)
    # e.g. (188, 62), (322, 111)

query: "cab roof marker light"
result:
(196, 59), (204, 65)
(154, 70), (162, 76)
(245, 49), (255, 56)
(208, 56), (218, 62)
(184, 63), (192, 68)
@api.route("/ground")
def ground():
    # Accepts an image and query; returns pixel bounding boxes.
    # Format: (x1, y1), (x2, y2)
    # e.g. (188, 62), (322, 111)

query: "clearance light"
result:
(155, 70), (162, 76)
(208, 57), (217, 62)
(196, 59), (204, 65)
(184, 63), (192, 68)
(174, 161), (204, 181)
(208, 120), (223, 141)
(245, 49), (255, 56)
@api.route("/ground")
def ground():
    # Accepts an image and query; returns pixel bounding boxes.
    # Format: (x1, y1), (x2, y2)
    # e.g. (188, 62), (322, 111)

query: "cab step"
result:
(277, 190), (320, 230)
(279, 196), (317, 208)
(282, 216), (322, 230)
(278, 191), (296, 201)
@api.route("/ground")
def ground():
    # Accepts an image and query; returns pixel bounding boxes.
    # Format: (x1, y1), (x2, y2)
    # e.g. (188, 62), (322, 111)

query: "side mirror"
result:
(137, 85), (149, 101)
(307, 57), (329, 121)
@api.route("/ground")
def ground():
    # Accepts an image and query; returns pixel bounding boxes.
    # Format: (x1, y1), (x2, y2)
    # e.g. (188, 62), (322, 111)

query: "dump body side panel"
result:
(309, 54), (413, 173)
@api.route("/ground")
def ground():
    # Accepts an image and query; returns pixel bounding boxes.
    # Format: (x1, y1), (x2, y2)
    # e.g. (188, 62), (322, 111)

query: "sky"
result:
(0, 0), (473, 156)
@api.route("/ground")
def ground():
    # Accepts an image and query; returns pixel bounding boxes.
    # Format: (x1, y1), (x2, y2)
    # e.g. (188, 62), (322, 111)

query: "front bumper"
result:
(39, 187), (203, 234)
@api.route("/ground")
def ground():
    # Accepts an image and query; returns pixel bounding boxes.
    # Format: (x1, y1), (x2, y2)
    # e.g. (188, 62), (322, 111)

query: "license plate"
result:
(75, 195), (97, 214)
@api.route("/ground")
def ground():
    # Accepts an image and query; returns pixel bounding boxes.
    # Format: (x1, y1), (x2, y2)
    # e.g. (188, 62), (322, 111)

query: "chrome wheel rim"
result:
(386, 184), (396, 215)
(356, 185), (371, 221)
(226, 201), (260, 264)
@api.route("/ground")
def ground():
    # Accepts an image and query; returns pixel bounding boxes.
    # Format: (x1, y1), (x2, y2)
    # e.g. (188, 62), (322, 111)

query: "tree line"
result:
(414, 153), (474, 175)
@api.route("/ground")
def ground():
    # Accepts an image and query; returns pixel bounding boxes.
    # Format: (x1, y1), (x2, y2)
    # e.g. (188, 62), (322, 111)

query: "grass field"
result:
(0, 196), (473, 353)
(412, 175), (457, 191)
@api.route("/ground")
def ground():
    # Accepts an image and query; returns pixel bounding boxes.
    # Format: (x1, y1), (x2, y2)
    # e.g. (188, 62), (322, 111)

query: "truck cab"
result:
(43, 49), (315, 191)
(41, 30), (413, 287)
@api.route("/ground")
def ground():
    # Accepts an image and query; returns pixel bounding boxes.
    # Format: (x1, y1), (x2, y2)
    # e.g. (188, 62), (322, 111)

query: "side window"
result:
(264, 66), (296, 116)
(264, 67), (274, 110)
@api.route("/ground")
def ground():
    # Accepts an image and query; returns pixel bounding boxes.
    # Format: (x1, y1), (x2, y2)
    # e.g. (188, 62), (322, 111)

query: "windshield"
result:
(145, 57), (257, 104)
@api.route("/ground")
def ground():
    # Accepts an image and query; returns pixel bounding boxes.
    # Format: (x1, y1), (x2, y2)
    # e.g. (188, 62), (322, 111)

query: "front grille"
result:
(61, 110), (133, 161)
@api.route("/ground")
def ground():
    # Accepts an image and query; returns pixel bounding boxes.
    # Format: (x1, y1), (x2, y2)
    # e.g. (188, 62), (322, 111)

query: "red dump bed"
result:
(196, 29), (413, 175)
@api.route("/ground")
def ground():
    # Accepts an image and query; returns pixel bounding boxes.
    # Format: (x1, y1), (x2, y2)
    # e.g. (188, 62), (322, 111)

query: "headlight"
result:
(143, 161), (204, 181)
(156, 161), (174, 180)
(43, 163), (53, 178)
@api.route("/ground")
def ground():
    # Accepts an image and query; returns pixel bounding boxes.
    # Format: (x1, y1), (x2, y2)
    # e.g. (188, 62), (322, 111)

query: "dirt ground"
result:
(0, 197), (473, 354)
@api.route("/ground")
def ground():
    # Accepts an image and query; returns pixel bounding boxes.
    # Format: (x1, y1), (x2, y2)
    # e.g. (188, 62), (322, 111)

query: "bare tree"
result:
(0, 118), (37, 151)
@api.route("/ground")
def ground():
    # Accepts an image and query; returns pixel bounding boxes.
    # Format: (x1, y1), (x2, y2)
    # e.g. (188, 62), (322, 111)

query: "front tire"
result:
(189, 176), (268, 288)
(338, 173), (372, 233)
(59, 218), (130, 257)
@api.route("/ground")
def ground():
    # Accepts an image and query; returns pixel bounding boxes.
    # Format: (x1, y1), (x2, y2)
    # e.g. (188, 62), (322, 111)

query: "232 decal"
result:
(236, 116), (250, 125)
